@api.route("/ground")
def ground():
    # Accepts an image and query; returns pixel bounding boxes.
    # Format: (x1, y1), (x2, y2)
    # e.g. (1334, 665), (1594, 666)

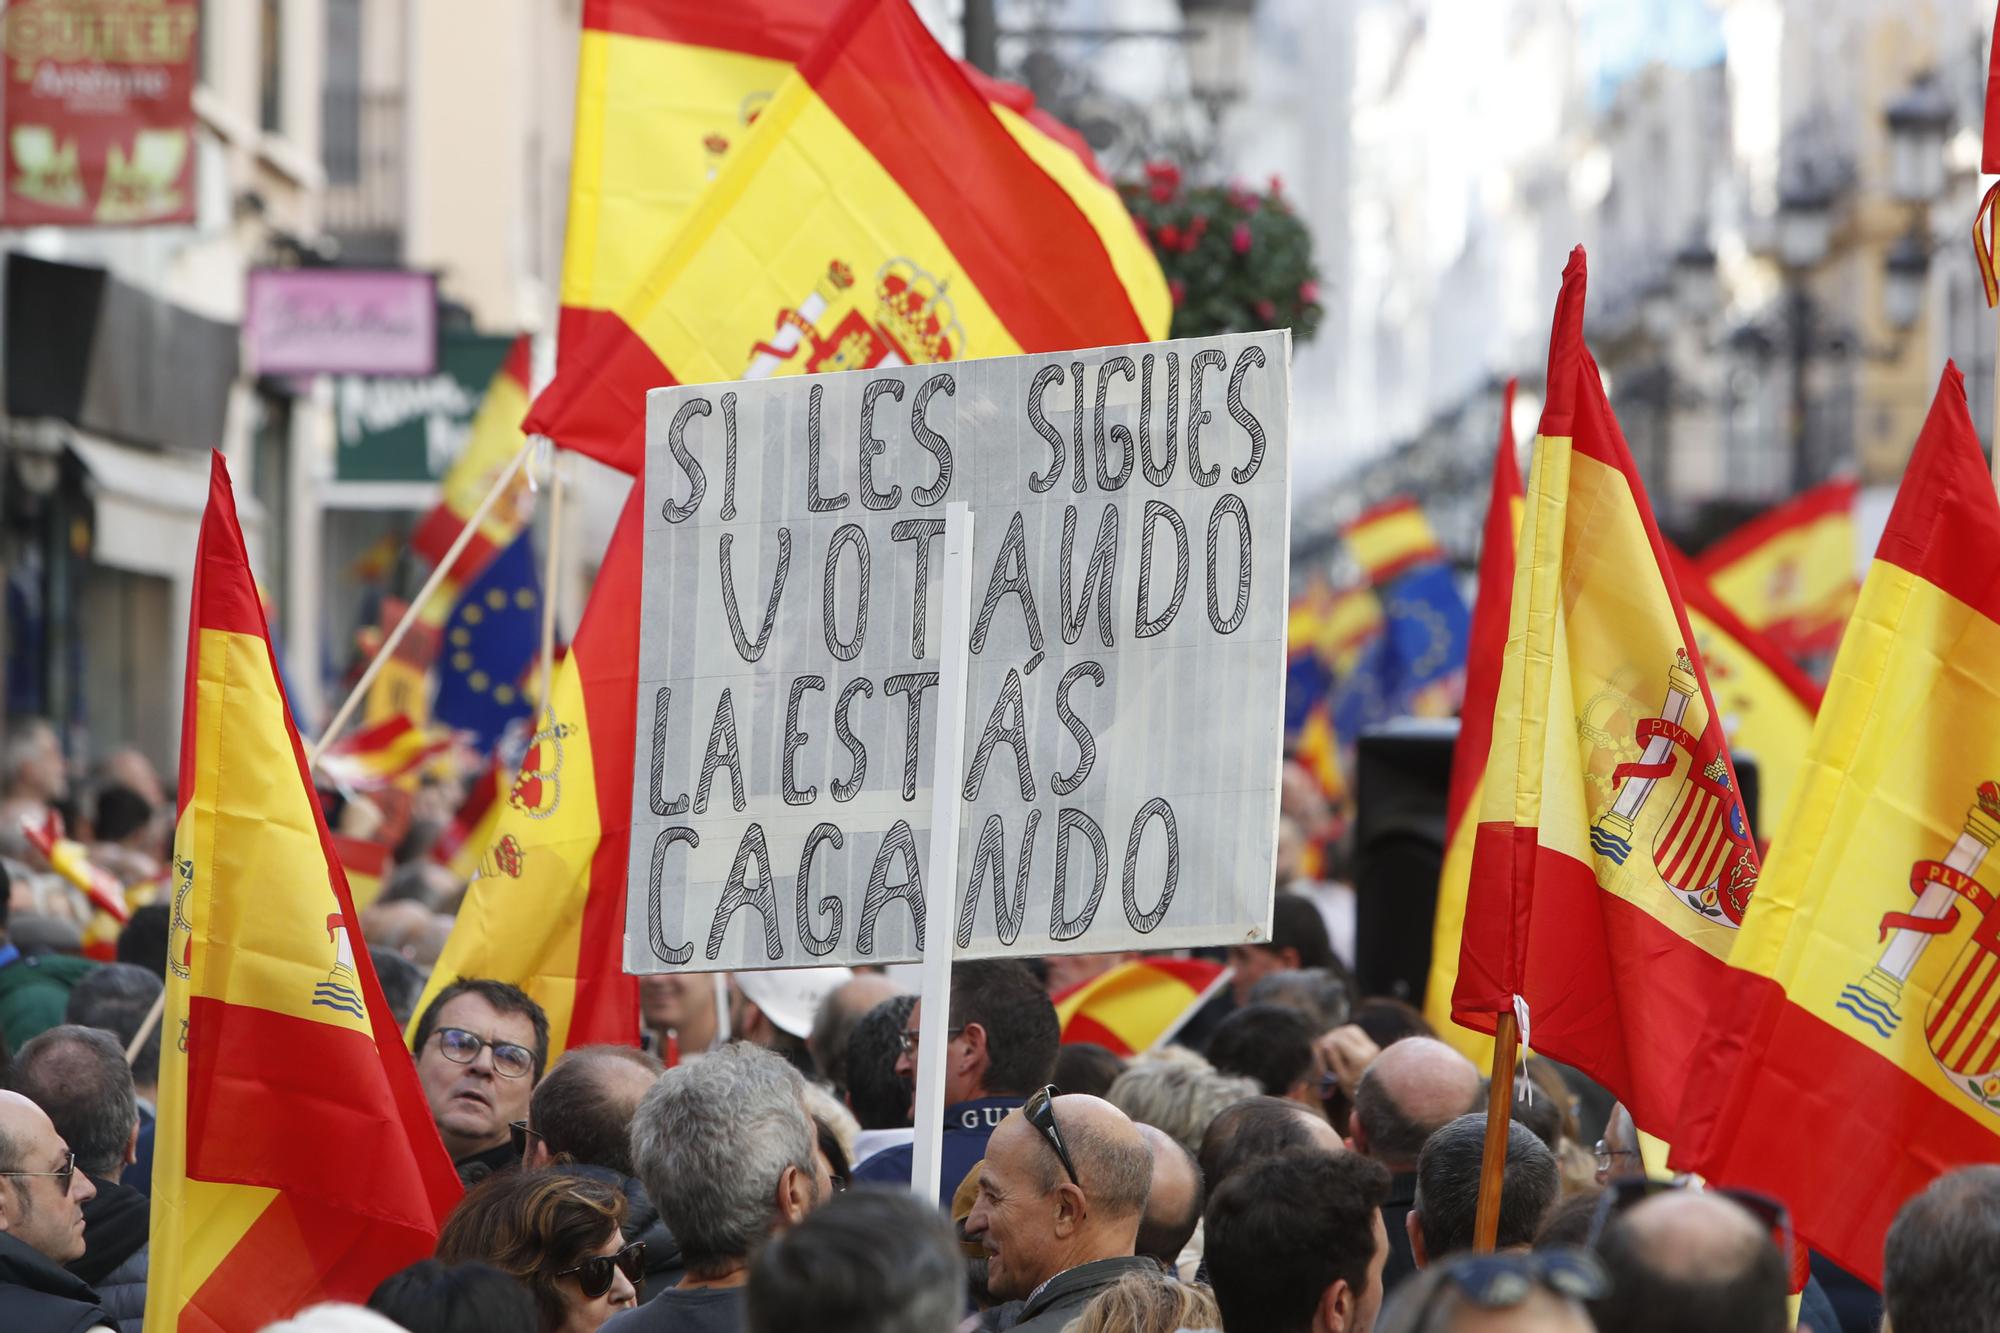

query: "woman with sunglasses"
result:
(437, 1169), (644, 1333)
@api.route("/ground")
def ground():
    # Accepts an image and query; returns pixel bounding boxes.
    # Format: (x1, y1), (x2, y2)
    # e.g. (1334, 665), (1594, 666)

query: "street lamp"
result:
(1672, 240), (1718, 318)
(1776, 178), (1835, 270)
(1641, 278), (1677, 341)
(1180, 0), (1255, 106)
(1883, 229), (1931, 332)
(1884, 73), (1952, 206)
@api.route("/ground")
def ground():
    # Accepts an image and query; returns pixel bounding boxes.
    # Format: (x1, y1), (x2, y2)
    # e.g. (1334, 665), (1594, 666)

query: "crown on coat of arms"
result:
(877, 258), (962, 362)
(1981, 781), (2000, 820)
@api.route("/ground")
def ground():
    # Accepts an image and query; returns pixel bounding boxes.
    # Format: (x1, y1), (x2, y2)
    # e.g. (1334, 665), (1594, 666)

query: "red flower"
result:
(1269, 173), (1284, 196)
(1299, 280), (1320, 305)
(1254, 299), (1277, 323)
(1190, 213), (1210, 236)
(1144, 160), (1183, 191)
(1170, 278), (1187, 306)
(1232, 222), (1253, 255)
(1158, 223), (1183, 251)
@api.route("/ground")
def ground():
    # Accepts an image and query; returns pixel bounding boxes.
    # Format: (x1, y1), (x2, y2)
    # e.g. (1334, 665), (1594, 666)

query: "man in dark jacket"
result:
(8, 1026), (146, 1331)
(1345, 1037), (1482, 1293)
(525, 1044), (682, 1299)
(0, 1088), (110, 1333)
(964, 1093), (1158, 1332)
(0, 858), (98, 1053)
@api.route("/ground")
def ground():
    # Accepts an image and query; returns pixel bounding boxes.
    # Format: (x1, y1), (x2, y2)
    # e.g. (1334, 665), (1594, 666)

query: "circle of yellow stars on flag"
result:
(448, 585), (539, 707)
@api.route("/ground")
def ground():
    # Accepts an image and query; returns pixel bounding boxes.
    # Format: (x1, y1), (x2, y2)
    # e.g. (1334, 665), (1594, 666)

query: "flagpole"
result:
(1471, 1009), (1520, 1252)
(126, 987), (166, 1066)
(537, 450), (566, 714)
(307, 438), (536, 769)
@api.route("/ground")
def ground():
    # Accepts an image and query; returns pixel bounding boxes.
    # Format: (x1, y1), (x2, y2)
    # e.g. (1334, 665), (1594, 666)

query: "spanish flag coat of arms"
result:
(1453, 250), (1759, 1135)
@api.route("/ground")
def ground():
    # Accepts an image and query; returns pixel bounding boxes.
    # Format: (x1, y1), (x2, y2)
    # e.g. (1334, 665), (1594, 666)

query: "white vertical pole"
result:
(910, 501), (975, 1205)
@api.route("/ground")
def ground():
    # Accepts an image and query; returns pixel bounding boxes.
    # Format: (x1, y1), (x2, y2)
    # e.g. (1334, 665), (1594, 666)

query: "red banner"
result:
(1, 0), (199, 226)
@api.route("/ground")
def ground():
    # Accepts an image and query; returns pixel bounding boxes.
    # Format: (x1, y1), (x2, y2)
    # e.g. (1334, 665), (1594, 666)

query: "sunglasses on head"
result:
(0, 1148), (75, 1195)
(556, 1240), (645, 1300)
(1022, 1085), (1080, 1188)
(1411, 1247), (1607, 1321)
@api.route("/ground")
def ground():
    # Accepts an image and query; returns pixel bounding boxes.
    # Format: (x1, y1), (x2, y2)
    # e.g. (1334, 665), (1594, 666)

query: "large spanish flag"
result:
(1672, 363), (2000, 1284)
(1695, 477), (1859, 667)
(529, 0), (1169, 472)
(1453, 250), (1759, 1136)
(151, 457), (459, 1331)
(1425, 380), (1520, 1066)
(409, 490), (644, 1060)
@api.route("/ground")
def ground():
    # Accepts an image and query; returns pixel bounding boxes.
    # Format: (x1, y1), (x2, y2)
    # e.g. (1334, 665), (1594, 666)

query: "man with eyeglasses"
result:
(0, 1089), (111, 1333)
(963, 1089), (1157, 1333)
(852, 960), (1059, 1206)
(410, 978), (550, 1185)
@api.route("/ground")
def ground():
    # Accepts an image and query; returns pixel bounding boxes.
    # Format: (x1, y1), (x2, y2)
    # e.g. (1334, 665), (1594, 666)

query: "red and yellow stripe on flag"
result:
(151, 456), (458, 1330)
(331, 834), (392, 911)
(1425, 380), (1521, 1068)
(1672, 363), (2000, 1284)
(432, 752), (508, 882)
(410, 491), (644, 1060)
(1052, 958), (1226, 1058)
(1453, 251), (1760, 1136)
(528, 0), (1169, 472)
(1695, 477), (1858, 666)
(410, 335), (534, 581)
(1670, 551), (1822, 841)
(319, 716), (454, 792)
(1343, 498), (1446, 587)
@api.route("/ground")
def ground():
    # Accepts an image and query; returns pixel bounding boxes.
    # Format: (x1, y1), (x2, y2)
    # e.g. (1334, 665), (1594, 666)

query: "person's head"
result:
(1885, 1165), (2000, 1333)
(64, 961), (163, 1092)
(1226, 892), (1337, 1004)
(526, 1045), (663, 1176)
(412, 979), (551, 1162)
(1411, 1115), (1557, 1266)
(1532, 1191), (1602, 1250)
(1588, 1190), (1787, 1333)
(366, 1259), (540, 1333)
(1349, 1038), (1483, 1171)
(1197, 1094), (1345, 1193)
(1206, 1147), (1393, 1333)
(1067, 1271), (1221, 1333)
(845, 993), (916, 1130)
(806, 972), (905, 1090)
(896, 960), (1059, 1104)
(4, 720), (66, 802)
(379, 860), (460, 911)
(1377, 1248), (1604, 1333)
(0, 1088), (96, 1263)
(1054, 1043), (1128, 1100)
(1594, 1103), (1643, 1186)
(732, 967), (851, 1073)
(1352, 998), (1437, 1049)
(92, 784), (154, 846)
(1206, 1003), (1318, 1104)
(964, 1092), (1153, 1301)
(363, 899), (451, 967)
(7, 1025), (137, 1180)
(369, 948), (425, 1031)
(436, 1169), (640, 1333)
(1133, 1123), (1203, 1271)
(1248, 966), (1355, 1034)
(97, 746), (164, 808)
(628, 1040), (823, 1279)
(1106, 1051), (1260, 1156)
(747, 1187), (966, 1333)
(116, 902), (170, 977)
(636, 971), (719, 1043)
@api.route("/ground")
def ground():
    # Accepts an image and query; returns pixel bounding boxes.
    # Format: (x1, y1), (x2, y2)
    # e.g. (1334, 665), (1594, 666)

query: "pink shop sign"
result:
(244, 268), (437, 377)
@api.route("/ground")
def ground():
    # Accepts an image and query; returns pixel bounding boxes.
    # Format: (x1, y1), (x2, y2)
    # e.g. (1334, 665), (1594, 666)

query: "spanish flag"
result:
(528, 0), (1169, 471)
(1053, 958), (1227, 1057)
(318, 715), (455, 793)
(1694, 477), (1859, 667)
(1425, 380), (1520, 1066)
(150, 456), (459, 1329)
(1672, 363), (2000, 1284)
(1343, 498), (1448, 586)
(410, 334), (535, 582)
(1453, 251), (1759, 1136)
(410, 490), (644, 1059)
(331, 834), (392, 912)
(432, 752), (509, 883)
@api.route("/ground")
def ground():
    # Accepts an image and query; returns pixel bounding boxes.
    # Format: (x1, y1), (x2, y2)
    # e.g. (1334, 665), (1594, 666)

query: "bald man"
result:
(0, 1090), (111, 1331)
(1134, 1123), (1203, 1275)
(1347, 1037), (1482, 1292)
(1589, 1190), (1788, 1333)
(964, 1093), (1158, 1332)
(806, 972), (906, 1091)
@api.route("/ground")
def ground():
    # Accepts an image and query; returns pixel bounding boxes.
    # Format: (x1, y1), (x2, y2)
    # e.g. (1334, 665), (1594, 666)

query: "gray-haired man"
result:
(607, 1043), (830, 1333)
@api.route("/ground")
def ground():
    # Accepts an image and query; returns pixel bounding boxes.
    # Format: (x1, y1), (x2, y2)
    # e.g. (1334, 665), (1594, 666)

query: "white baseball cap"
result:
(734, 966), (854, 1038)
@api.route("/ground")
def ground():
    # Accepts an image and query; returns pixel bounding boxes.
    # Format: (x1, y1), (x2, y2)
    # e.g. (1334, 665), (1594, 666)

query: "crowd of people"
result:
(0, 727), (1996, 1332)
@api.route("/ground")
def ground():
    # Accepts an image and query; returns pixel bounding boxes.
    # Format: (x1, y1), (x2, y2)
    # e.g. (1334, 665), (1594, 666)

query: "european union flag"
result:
(1332, 561), (1469, 736)
(434, 534), (541, 753)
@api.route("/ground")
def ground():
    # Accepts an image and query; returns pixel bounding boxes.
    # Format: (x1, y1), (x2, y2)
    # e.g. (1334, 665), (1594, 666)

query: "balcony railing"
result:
(321, 87), (404, 263)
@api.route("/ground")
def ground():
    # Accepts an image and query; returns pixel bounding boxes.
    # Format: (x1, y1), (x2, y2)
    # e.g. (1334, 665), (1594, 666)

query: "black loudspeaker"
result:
(1351, 720), (1763, 1006)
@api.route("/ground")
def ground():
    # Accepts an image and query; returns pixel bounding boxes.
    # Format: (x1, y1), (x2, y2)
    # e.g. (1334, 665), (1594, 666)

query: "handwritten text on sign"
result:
(628, 331), (1290, 971)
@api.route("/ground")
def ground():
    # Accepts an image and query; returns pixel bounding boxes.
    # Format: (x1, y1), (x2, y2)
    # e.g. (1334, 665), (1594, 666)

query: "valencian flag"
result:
(1453, 250), (1760, 1136)
(528, 0), (1169, 471)
(1424, 380), (1521, 1064)
(1053, 958), (1227, 1058)
(433, 533), (542, 754)
(1670, 551), (1822, 841)
(1672, 363), (2000, 1283)
(150, 456), (459, 1329)
(1694, 478), (1858, 668)
(411, 491), (645, 1060)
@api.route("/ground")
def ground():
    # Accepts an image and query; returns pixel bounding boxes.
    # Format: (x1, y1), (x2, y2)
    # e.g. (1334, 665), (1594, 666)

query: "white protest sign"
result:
(627, 330), (1291, 973)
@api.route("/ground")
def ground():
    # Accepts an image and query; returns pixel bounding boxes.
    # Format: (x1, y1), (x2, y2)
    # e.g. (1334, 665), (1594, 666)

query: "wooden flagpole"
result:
(1471, 1009), (1520, 1252)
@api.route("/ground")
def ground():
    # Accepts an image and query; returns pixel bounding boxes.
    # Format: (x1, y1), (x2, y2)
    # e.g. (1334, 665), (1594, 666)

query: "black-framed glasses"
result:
(1593, 1139), (1642, 1174)
(1586, 1177), (1800, 1284)
(897, 1025), (965, 1055)
(509, 1120), (544, 1158)
(1023, 1084), (1080, 1188)
(556, 1240), (646, 1300)
(0, 1148), (75, 1195)
(1410, 1247), (1607, 1321)
(434, 1026), (536, 1079)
